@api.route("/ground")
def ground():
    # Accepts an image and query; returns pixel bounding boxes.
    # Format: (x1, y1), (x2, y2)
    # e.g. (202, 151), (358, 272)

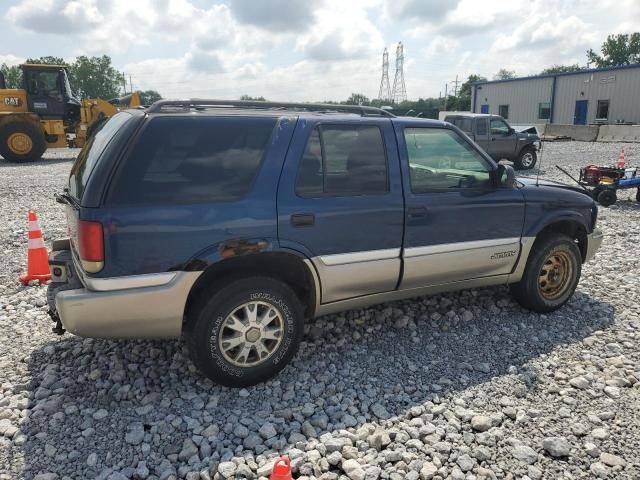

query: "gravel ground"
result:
(1, 143), (639, 480)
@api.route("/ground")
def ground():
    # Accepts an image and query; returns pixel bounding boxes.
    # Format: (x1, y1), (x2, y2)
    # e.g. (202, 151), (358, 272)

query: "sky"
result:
(1, 0), (639, 102)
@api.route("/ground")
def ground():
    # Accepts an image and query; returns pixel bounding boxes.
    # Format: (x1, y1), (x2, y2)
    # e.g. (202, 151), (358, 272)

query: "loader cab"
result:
(21, 64), (80, 122)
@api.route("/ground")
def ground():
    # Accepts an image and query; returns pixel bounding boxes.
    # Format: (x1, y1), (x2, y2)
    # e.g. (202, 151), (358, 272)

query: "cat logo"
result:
(491, 250), (516, 260)
(3, 97), (22, 107)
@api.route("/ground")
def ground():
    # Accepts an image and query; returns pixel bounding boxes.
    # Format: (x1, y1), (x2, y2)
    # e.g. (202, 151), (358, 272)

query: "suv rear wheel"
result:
(185, 276), (304, 387)
(514, 147), (537, 170)
(510, 234), (581, 312)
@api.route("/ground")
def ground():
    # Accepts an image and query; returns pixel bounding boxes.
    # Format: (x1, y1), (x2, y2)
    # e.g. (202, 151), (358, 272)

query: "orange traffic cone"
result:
(19, 210), (51, 285)
(270, 456), (292, 480)
(616, 147), (625, 167)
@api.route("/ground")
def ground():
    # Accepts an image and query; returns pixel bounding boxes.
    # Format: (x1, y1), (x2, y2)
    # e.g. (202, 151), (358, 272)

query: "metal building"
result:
(471, 64), (640, 126)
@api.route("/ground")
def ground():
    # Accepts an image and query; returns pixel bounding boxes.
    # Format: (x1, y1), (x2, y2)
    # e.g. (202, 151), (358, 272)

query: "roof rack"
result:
(146, 99), (395, 117)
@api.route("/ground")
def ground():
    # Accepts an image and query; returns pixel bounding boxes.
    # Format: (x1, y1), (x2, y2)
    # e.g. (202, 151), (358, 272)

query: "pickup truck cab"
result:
(444, 113), (540, 170)
(48, 100), (602, 387)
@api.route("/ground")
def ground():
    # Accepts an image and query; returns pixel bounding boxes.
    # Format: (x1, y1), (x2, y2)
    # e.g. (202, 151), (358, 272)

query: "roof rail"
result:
(146, 99), (395, 117)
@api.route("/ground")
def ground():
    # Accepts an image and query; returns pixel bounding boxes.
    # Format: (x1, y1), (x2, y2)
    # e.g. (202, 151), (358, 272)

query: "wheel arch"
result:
(183, 250), (319, 326)
(532, 217), (588, 262)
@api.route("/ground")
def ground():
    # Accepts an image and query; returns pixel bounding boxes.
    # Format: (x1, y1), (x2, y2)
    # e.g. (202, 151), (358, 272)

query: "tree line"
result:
(1, 55), (162, 104)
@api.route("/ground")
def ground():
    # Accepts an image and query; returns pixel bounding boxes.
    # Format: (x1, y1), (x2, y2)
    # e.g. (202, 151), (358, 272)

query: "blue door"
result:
(277, 118), (405, 303)
(393, 121), (525, 289)
(574, 100), (588, 125)
(480, 104), (489, 114)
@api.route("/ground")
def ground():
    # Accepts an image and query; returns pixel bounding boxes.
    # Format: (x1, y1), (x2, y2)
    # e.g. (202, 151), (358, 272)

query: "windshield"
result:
(69, 112), (132, 200)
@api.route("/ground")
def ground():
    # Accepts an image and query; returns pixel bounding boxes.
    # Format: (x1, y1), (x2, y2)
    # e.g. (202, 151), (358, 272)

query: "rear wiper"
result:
(55, 190), (79, 207)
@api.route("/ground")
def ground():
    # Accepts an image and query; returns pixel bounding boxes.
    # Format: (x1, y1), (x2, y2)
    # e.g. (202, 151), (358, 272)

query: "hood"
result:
(517, 176), (591, 196)
(516, 131), (539, 141)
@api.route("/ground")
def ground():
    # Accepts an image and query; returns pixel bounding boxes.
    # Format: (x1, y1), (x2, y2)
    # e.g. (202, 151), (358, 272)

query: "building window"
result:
(596, 100), (609, 120)
(498, 105), (509, 119)
(538, 102), (551, 120)
(480, 104), (489, 114)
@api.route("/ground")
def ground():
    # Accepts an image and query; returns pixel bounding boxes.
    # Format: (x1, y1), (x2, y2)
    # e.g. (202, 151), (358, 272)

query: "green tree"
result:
(240, 94), (266, 101)
(139, 90), (163, 105)
(0, 64), (21, 88)
(540, 64), (584, 75)
(454, 74), (487, 111)
(493, 68), (516, 80)
(69, 55), (124, 99)
(587, 33), (640, 67)
(25, 56), (66, 65)
(343, 93), (370, 106)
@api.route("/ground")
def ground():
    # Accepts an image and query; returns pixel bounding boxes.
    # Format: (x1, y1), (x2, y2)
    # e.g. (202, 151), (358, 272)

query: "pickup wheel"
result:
(509, 234), (581, 313)
(514, 147), (537, 170)
(185, 276), (304, 387)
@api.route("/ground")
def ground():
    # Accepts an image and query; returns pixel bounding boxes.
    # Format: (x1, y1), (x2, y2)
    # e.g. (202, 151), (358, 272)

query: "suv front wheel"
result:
(185, 276), (304, 387)
(510, 234), (582, 312)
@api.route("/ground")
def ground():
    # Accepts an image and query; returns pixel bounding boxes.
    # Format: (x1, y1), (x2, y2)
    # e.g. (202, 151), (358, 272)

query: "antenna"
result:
(391, 42), (407, 103)
(377, 48), (391, 102)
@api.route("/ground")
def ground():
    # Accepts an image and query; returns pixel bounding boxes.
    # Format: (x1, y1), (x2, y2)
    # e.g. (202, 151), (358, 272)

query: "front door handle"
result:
(407, 206), (427, 218)
(291, 213), (315, 227)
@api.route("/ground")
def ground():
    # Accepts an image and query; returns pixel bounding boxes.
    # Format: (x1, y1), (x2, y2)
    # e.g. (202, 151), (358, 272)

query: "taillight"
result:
(78, 220), (104, 273)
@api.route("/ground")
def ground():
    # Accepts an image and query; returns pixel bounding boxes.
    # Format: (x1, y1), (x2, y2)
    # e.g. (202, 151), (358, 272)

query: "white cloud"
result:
(1, 0), (635, 100)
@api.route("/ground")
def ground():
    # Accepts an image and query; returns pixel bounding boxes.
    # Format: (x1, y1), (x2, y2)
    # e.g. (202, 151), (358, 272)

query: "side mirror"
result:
(507, 127), (515, 135)
(497, 162), (516, 188)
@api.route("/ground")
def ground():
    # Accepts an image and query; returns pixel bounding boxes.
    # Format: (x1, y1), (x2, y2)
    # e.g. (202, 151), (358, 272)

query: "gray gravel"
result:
(1, 142), (639, 479)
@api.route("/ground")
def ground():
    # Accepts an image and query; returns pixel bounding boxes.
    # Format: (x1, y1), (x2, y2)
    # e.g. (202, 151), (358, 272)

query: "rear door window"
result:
(69, 112), (132, 200)
(108, 116), (275, 205)
(296, 124), (388, 196)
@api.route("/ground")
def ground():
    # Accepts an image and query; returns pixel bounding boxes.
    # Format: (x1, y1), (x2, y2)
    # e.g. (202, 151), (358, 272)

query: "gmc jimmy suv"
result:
(48, 100), (603, 387)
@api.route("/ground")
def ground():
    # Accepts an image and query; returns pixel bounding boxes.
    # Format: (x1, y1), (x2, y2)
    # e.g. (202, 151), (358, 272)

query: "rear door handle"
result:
(291, 213), (315, 227)
(407, 206), (427, 218)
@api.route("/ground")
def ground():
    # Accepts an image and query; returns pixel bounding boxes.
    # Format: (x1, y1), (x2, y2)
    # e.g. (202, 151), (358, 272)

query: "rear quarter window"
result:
(69, 112), (132, 199)
(108, 116), (276, 205)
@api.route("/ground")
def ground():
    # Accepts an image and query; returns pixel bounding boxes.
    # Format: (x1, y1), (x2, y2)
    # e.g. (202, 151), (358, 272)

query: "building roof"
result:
(473, 63), (640, 86)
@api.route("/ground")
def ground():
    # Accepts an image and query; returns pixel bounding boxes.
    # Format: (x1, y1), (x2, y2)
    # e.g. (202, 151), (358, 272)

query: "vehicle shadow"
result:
(11, 287), (614, 479)
(0, 157), (75, 168)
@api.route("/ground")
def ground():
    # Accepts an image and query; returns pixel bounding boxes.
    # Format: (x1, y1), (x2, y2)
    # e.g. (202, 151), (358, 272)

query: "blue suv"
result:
(48, 100), (603, 387)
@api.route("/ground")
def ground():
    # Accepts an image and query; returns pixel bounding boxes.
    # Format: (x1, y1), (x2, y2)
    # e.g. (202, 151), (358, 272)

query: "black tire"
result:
(0, 120), (47, 162)
(590, 187), (603, 201)
(509, 234), (582, 313)
(635, 188), (640, 202)
(185, 276), (304, 387)
(514, 147), (537, 170)
(597, 189), (617, 207)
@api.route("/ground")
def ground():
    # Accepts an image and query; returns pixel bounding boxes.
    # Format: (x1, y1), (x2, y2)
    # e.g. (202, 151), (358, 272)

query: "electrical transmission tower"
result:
(377, 48), (391, 102)
(391, 42), (407, 103)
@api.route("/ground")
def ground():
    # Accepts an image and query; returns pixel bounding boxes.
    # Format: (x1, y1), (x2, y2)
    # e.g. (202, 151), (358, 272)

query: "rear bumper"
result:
(49, 245), (201, 338)
(585, 228), (603, 263)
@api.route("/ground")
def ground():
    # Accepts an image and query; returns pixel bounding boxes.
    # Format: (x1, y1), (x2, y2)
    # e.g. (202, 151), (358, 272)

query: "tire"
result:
(0, 120), (47, 162)
(185, 276), (304, 387)
(597, 189), (617, 207)
(635, 188), (640, 202)
(514, 147), (537, 170)
(509, 234), (582, 313)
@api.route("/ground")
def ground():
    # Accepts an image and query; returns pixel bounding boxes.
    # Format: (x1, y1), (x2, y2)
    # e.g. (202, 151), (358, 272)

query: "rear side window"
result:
(476, 118), (487, 136)
(69, 112), (132, 199)
(449, 117), (472, 133)
(296, 125), (388, 196)
(108, 116), (275, 205)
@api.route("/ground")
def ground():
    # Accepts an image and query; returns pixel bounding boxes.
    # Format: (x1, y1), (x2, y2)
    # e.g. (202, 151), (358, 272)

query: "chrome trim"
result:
(315, 274), (510, 317)
(318, 248), (400, 266)
(507, 236), (536, 283)
(82, 272), (178, 292)
(55, 271), (201, 339)
(404, 238), (520, 258)
(584, 228), (603, 263)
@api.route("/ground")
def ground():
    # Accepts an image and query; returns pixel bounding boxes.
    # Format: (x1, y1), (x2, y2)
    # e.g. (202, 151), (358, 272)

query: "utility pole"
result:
(129, 74), (133, 94)
(378, 48), (391, 102)
(450, 74), (461, 97)
(443, 82), (448, 111)
(391, 42), (407, 103)
(122, 73), (127, 95)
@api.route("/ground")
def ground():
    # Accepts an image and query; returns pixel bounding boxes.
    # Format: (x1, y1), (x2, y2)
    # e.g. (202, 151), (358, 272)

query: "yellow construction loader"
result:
(0, 63), (139, 162)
